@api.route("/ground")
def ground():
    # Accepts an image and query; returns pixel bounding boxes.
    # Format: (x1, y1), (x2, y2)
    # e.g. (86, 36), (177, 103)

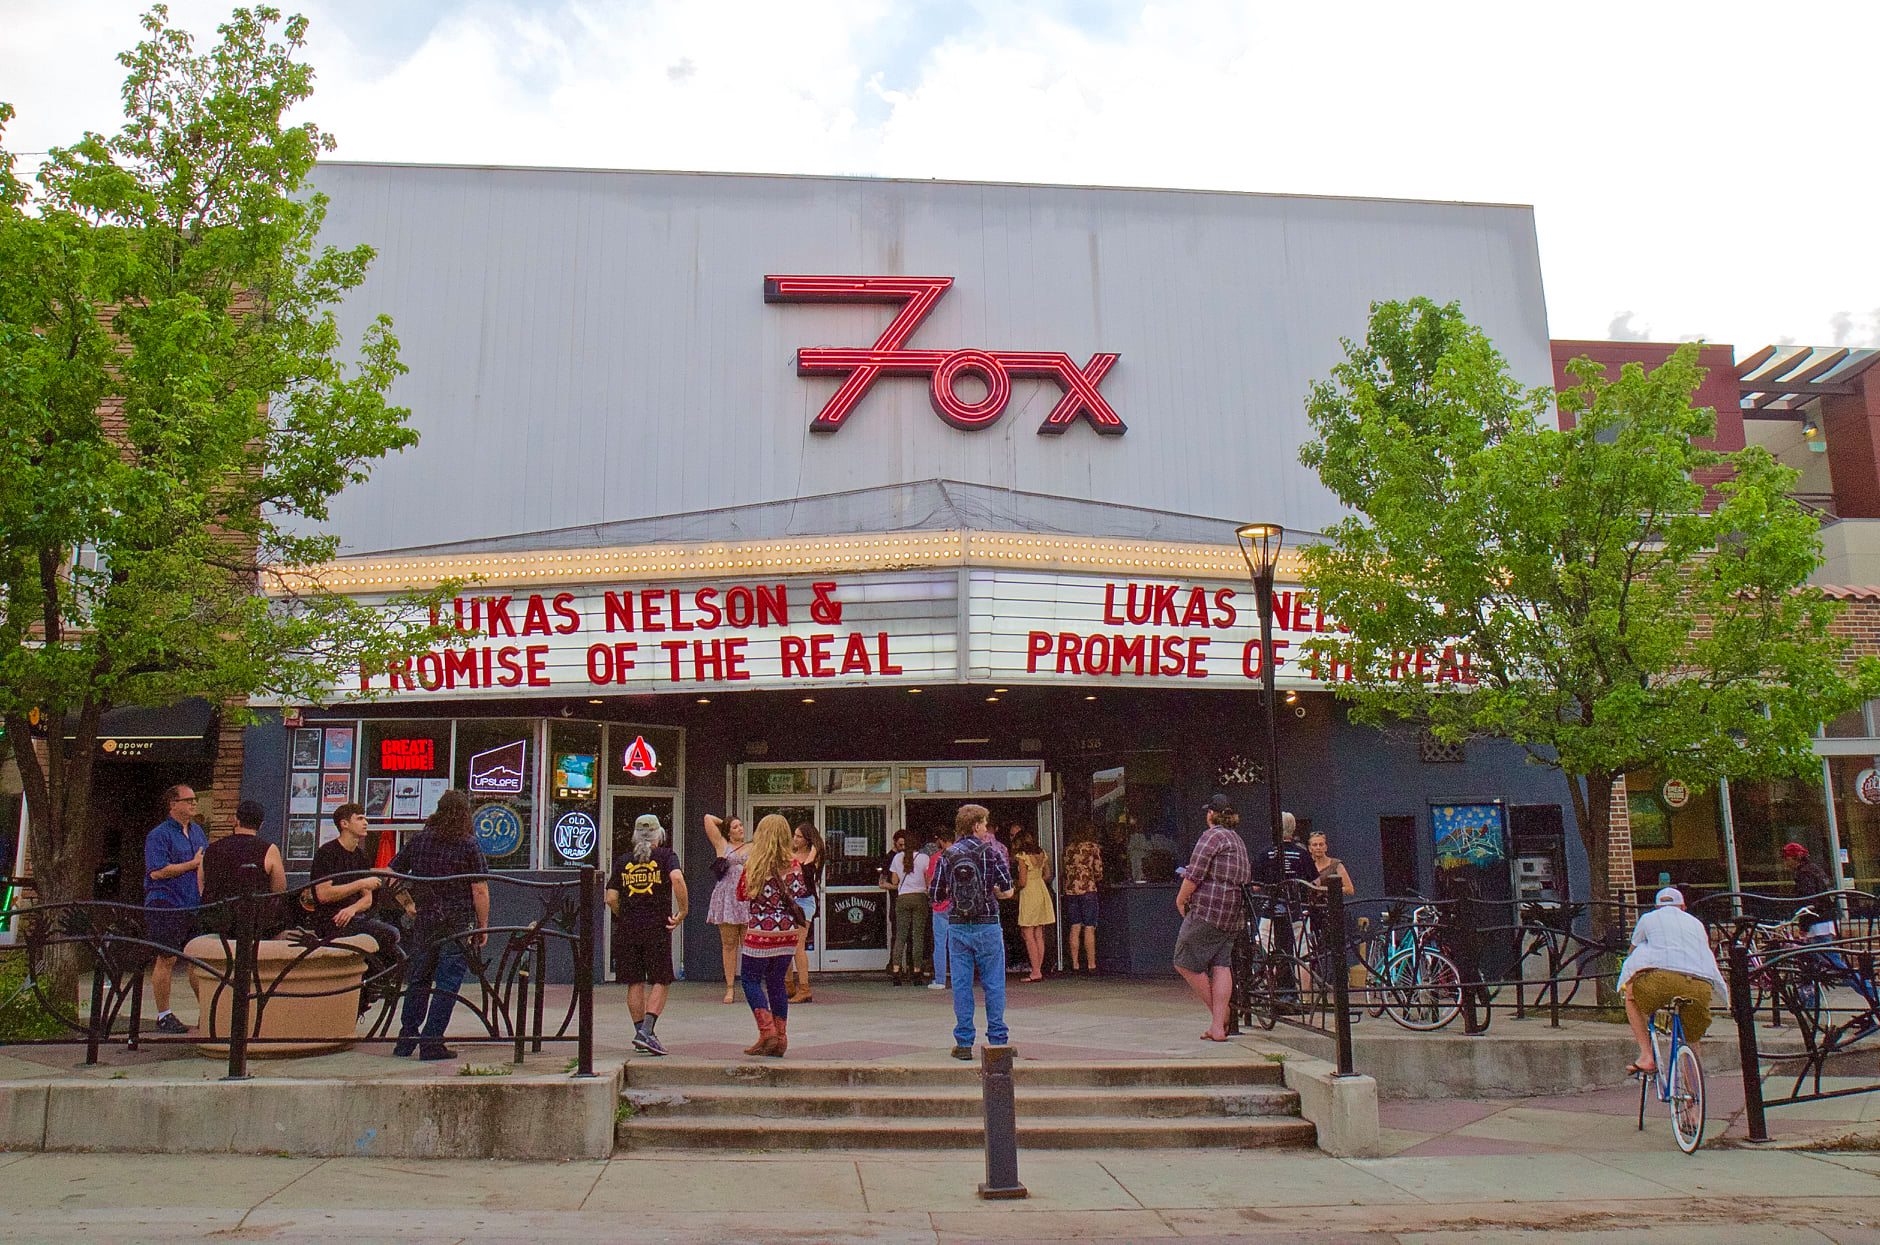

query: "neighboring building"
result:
(1553, 340), (1880, 903)
(237, 164), (1582, 978)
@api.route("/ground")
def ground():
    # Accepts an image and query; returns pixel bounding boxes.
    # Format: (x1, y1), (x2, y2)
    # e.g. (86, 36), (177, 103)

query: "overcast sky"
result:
(6, 0), (1876, 351)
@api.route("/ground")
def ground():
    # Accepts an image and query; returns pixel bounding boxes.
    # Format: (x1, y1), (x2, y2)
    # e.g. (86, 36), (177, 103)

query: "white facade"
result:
(306, 164), (1553, 557)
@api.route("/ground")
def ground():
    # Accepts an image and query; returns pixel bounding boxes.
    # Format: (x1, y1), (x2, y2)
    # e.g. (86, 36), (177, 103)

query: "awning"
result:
(63, 698), (217, 763)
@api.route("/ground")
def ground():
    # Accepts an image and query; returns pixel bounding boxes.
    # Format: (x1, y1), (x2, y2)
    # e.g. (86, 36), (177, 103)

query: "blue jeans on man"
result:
(398, 926), (469, 1051)
(1806, 932), (1880, 1012)
(931, 909), (951, 987)
(948, 919), (1008, 1047)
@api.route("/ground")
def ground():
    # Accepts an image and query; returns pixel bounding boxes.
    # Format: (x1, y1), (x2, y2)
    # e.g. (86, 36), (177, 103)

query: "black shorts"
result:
(613, 926), (674, 986)
(145, 906), (195, 955)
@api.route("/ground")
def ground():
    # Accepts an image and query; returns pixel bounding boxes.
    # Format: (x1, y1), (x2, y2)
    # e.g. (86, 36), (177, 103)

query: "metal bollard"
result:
(977, 1045), (1029, 1199)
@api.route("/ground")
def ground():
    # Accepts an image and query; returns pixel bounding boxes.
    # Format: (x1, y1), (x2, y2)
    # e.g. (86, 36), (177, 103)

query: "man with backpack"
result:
(929, 804), (1015, 1059)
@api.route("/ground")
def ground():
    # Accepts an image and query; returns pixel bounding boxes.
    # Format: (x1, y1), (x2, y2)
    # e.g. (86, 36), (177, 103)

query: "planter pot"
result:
(184, 933), (379, 1057)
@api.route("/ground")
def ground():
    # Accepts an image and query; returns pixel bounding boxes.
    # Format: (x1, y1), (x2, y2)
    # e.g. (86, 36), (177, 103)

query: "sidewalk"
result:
(0, 1145), (1877, 1242)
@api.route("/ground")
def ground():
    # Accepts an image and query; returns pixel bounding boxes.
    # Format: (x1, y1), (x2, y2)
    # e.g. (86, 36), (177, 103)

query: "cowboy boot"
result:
(764, 1014), (788, 1057)
(789, 969), (814, 1004)
(783, 966), (798, 996)
(744, 1008), (774, 1056)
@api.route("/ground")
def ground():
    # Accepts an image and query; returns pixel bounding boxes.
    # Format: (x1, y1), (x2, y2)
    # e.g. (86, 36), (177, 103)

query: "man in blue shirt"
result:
(929, 803), (1015, 1059)
(144, 784), (208, 1034)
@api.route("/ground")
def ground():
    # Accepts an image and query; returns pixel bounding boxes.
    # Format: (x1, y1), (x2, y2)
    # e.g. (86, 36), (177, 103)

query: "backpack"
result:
(945, 842), (992, 920)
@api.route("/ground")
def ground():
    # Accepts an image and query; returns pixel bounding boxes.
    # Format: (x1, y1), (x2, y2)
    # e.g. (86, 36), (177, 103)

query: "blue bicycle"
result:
(1635, 996), (1706, 1153)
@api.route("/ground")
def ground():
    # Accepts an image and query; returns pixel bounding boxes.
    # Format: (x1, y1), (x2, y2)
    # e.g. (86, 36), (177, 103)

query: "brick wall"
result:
(1607, 774), (1636, 919)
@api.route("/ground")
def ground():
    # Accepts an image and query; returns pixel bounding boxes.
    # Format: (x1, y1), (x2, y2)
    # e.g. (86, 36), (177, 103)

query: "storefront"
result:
(243, 161), (1583, 978)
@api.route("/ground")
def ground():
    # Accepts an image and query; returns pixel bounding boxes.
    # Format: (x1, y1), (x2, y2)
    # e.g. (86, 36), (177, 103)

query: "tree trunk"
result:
(1565, 767), (1621, 1008)
(12, 720), (104, 1014)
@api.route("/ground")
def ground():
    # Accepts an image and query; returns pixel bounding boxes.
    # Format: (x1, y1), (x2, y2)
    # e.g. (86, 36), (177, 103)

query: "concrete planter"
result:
(184, 933), (379, 1057)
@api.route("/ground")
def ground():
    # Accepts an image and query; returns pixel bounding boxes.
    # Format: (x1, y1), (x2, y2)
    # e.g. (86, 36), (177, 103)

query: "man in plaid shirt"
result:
(1175, 794), (1252, 1042)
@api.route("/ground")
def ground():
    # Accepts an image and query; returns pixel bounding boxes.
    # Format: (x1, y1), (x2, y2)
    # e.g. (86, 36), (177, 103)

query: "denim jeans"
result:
(1806, 933), (1880, 1010)
(931, 910), (951, 986)
(400, 927), (469, 1042)
(740, 952), (791, 1020)
(947, 920), (1008, 1047)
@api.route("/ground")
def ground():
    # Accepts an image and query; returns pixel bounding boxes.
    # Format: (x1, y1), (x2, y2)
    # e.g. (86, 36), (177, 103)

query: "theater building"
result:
(235, 163), (1587, 978)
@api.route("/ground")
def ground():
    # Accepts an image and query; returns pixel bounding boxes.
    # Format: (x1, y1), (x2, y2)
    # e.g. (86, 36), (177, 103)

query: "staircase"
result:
(616, 1058), (1316, 1151)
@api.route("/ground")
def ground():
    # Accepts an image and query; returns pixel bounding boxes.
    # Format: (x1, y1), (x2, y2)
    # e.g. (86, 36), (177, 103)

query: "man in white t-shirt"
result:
(1617, 887), (1728, 1076)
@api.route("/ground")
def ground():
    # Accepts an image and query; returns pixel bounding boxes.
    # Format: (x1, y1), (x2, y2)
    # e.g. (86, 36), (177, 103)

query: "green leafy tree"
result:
(1297, 298), (1880, 922)
(0, 6), (449, 993)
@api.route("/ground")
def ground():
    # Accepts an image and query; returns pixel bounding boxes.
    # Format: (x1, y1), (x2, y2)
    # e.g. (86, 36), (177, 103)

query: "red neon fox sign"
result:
(764, 275), (1125, 436)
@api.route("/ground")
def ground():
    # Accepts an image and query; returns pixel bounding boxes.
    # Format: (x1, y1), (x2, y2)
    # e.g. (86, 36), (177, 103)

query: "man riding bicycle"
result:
(1618, 887), (1728, 1076)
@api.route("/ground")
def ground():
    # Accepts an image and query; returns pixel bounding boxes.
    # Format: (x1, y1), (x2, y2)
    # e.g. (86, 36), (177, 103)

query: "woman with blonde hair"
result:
(703, 814), (749, 1004)
(735, 814), (810, 1056)
(1014, 829), (1055, 982)
(787, 822), (825, 1004)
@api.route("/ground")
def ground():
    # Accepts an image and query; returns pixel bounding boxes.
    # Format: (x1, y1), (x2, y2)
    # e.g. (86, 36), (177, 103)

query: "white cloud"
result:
(5, 0), (1878, 352)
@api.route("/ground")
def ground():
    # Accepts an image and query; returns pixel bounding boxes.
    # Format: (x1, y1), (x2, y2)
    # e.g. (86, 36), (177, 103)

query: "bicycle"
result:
(1634, 996), (1706, 1154)
(1360, 903), (1462, 1031)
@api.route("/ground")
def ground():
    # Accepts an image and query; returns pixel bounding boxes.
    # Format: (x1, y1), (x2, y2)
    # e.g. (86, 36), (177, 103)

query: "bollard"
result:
(977, 1045), (1028, 1199)
(1324, 883), (1355, 1076)
(514, 963), (530, 1065)
(224, 896), (255, 1081)
(574, 868), (597, 1077)
(1729, 942), (1769, 1143)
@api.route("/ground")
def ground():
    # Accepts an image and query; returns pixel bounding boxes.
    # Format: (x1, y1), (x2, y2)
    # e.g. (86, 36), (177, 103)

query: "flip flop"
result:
(1201, 1032), (1228, 1042)
(1626, 1061), (1655, 1076)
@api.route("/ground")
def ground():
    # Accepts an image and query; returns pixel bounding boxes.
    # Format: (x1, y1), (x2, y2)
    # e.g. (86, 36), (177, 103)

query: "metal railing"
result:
(0, 868), (600, 1079)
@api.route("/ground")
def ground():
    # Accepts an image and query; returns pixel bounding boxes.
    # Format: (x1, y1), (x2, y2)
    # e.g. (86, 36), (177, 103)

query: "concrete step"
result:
(622, 1083), (1303, 1120)
(616, 1113), (1318, 1151)
(623, 1058), (1285, 1090)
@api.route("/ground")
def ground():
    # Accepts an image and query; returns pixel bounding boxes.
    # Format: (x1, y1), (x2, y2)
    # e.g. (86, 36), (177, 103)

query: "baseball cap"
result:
(634, 813), (665, 835)
(1654, 886), (1685, 908)
(1202, 793), (1235, 815)
(1781, 842), (1807, 861)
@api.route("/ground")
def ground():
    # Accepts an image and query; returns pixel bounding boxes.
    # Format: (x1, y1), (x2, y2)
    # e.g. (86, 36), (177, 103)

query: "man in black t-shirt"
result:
(607, 814), (688, 1056)
(308, 803), (402, 999)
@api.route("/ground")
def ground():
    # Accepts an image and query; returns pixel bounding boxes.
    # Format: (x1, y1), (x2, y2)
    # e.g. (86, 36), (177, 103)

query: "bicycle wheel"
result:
(1383, 950), (1463, 1031)
(1253, 952), (1281, 1030)
(1670, 1042), (1705, 1154)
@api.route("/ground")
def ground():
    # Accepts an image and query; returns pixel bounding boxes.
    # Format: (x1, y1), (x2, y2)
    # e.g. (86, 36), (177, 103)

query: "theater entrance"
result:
(739, 762), (1058, 973)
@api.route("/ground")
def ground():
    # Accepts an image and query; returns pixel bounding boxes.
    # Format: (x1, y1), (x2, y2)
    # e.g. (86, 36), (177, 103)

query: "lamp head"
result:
(1235, 522), (1285, 581)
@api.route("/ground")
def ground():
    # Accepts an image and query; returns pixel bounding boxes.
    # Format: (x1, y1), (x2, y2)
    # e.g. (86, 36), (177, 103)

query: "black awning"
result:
(65, 698), (218, 762)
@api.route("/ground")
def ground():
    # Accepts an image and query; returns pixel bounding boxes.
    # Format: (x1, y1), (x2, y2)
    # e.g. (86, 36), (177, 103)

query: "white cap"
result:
(1655, 886), (1685, 908)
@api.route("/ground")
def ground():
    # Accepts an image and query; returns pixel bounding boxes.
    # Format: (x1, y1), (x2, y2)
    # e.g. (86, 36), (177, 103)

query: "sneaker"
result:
(951, 1045), (973, 1060)
(154, 1013), (187, 1035)
(417, 1044), (458, 1062)
(632, 1030), (652, 1053)
(392, 1037), (418, 1057)
(928, 980), (948, 991)
(640, 1032), (669, 1056)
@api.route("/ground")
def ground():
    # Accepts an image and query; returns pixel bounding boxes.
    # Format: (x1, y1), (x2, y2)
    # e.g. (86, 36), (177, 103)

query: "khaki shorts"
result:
(1626, 969), (1712, 1043)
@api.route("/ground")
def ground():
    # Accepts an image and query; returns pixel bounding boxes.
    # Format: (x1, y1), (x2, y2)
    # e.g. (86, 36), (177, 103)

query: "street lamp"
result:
(1236, 522), (1286, 847)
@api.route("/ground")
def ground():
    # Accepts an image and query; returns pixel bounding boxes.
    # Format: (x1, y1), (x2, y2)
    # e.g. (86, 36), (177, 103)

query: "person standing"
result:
(788, 822), (825, 1004)
(889, 835), (932, 985)
(1014, 830), (1055, 982)
(143, 785), (208, 1035)
(1306, 831), (1354, 896)
(1062, 833), (1104, 973)
(1175, 794), (1252, 1042)
(925, 827), (956, 991)
(930, 804), (1015, 1059)
(201, 799), (287, 936)
(703, 814), (749, 1005)
(1255, 810), (1313, 984)
(390, 789), (489, 1061)
(607, 814), (686, 1056)
(737, 814), (810, 1057)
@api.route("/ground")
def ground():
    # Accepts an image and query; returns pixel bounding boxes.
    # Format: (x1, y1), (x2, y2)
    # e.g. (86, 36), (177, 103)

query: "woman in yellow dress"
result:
(1014, 830), (1056, 982)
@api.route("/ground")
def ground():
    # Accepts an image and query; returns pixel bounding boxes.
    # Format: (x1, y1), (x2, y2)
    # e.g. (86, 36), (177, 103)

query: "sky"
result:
(4, 0), (1876, 351)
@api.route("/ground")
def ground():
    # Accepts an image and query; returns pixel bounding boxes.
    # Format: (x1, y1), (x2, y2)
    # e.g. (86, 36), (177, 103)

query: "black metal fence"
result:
(0, 868), (600, 1079)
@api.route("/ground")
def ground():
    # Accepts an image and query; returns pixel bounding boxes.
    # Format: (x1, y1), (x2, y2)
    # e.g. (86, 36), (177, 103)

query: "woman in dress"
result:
(703, 814), (749, 1004)
(1062, 832), (1104, 973)
(736, 814), (810, 1057)
(1014, 830), (1056, 982)
(787, 821), (825, 1004)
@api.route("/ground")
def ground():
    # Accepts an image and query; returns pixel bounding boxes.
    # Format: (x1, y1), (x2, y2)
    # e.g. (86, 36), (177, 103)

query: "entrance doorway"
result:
(738, 762), (1056, 974)
(601, 791), (678, 979)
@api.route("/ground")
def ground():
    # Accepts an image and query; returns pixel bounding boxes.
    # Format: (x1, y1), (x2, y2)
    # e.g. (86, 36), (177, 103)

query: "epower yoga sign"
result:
(351, 572), (1481, 698)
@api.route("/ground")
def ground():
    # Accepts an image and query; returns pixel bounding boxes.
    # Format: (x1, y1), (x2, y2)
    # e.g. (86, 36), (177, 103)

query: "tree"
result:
(1295, 298), (1880, 922)
(0, 7), (448, 994)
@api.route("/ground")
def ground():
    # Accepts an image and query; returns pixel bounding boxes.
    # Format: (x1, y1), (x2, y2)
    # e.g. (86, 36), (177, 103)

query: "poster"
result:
(1626, 790), (1673, 849)
(393, 778), (422, 820)
(285, 817), (317, 861)
(320, 773), (351, 812)
(322, 726), (355, 770)
(288, 771), (319, 814)
(421, 778), (449, 817)
(364, 777), (393, 819)
(290, 729), (323, 771)
(1431, 802), (1507, 870)
(554, 753), (596, 801)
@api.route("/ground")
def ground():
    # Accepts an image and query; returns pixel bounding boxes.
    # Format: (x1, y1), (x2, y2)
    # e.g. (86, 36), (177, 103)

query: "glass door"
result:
(602, 792), (678, 979)
(820, 803), (893, 971)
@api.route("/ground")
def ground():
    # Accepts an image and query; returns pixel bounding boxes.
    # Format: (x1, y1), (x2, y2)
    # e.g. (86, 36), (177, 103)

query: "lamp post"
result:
(1236, 522), (1286, 847)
